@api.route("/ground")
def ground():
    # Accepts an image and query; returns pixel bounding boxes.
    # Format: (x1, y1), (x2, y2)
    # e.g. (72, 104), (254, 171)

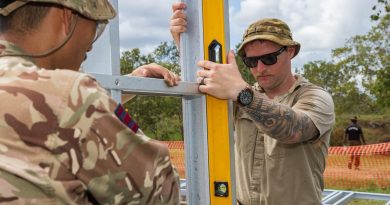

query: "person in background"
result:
(0, 0), (180, 204)
(344, 116), (366, 170)
(170, 2), (335, 205)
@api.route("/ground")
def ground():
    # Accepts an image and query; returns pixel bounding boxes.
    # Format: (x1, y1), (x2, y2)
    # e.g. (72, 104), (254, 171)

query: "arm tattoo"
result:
(241, 92), (319, 144)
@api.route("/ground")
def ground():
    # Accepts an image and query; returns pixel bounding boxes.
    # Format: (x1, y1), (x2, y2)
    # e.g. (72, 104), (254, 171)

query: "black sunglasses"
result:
(242, 46), (287, 67)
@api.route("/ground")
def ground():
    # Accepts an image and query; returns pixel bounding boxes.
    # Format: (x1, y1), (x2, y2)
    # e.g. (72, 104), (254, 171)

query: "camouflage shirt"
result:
(0, 40), (179, 205)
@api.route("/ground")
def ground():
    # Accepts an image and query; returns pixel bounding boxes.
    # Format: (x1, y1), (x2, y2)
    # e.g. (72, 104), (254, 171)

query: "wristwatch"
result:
(237, 86), (254, 106)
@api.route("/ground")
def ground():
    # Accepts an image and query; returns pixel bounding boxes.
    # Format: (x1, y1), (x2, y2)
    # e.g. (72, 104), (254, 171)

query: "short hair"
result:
(0, 2), (50, 35)
(350, 116), (357, 123)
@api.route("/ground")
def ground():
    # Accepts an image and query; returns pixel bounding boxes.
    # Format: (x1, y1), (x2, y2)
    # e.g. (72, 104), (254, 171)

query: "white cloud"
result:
(230, 0), (376, 68)
(117, 0), (376, 68)
(118, 0), (176, 54)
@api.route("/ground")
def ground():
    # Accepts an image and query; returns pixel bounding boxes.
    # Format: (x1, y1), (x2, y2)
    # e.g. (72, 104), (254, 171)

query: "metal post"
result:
(180, 0), (211, 204)
(83, 0), (121, 102)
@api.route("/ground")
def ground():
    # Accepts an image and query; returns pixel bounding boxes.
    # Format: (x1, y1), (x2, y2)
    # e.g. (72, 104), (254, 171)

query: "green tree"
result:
(301, 60), (377, 114)
(371, 0), (389, 21)
(234, 43), (257, 85)
(121, 41), (183, 141)
(332, 14), (390, 108)
(302, 13), (389, 114)
(120, 48), (154, 75)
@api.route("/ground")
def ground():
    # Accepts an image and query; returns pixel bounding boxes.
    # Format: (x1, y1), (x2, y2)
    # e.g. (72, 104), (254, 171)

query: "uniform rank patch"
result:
(114, 103), (139, 133)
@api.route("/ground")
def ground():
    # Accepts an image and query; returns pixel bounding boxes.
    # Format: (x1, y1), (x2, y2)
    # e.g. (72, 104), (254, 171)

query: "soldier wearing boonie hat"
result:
(237, 18), (301, 58)
(230, 18), (335, 205)
(169, 7), (335, 205)
(223, 18), (335, 205)
(0, 1), (180, 204)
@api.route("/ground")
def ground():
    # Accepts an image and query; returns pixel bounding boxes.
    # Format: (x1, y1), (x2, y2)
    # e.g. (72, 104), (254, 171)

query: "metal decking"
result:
(179, 179), (390, 205)
(322, 189), (390, 205)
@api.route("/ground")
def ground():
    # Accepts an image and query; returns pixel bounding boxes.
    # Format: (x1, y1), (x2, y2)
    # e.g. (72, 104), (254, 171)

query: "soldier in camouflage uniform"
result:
(171, 3), (335, 205)
(0, 0), (180, 204)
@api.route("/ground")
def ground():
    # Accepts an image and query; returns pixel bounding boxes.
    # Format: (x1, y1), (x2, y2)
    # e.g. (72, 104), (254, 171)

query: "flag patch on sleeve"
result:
(114, 103), (139, 133)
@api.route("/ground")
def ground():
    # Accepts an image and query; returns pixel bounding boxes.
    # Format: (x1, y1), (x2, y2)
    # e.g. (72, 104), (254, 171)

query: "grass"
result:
(331, 112), (390, 146)
(325, 166), (390, 205)
(348, 199), (386, 205)
(326, 186), (390, 194)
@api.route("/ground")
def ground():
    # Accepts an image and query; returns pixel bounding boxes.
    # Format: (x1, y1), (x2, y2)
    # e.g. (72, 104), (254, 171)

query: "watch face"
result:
(239, 89), (253, 106)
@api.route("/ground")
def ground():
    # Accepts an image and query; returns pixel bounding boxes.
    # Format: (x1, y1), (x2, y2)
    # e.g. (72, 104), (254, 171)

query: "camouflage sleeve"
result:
(60, 74), (180, 204)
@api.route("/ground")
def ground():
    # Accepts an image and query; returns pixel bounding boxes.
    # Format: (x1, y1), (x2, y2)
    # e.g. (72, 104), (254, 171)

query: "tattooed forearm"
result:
(241, 92), (319, 143)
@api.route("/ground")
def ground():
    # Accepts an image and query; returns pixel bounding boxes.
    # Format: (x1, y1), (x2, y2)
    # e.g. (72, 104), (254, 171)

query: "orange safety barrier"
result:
(325, 142), (390, 190)
(162, 141), (390, 190)
(163, 141), (186, 178)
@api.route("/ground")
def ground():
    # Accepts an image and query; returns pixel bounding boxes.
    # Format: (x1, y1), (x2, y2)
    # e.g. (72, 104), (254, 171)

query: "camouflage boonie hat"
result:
(237, 18), (300, 58)
(0, 0), (116, 21)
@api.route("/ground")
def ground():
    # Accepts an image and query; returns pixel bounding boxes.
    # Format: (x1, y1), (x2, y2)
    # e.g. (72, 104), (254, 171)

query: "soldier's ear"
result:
(59, 8), (75, 35)
(288, 46), (295, 59)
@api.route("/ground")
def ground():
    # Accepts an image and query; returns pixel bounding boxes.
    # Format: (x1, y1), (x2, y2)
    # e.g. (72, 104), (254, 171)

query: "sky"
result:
(117, 0), (377, 69)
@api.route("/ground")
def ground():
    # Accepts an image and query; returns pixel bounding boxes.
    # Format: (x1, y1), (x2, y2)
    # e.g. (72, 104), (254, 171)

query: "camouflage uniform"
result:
(0, 1), (179, 205)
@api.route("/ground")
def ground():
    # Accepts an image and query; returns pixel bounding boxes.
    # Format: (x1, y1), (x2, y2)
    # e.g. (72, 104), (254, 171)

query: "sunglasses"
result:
(93, 20), (108, 43)
(242, 46), (287, 67)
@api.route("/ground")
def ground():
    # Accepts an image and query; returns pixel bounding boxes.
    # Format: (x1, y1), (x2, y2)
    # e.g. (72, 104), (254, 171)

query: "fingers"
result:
(146, 63), (179, 86)
(163, 69), (180, 87)
(170, 9), (187, 26)
(196, 60), (223, 79)
(174, 74), (181, 84)
(172, 2), (186, 12)
(170, 24), (186, 36)
(226, 50), (236, 64)
(197, 76), (210, 93)
(170, 5), (187, 47)
(198, 83), (208, 93)
(130, 63), (180, 87)
(197, 60), (218, 71)
(128, 67), (145, 77)
(197, 76), (206, 85)
(150, 64), (180, 87)
(170, 17), (187, 31)
(197, 70), (209, 80)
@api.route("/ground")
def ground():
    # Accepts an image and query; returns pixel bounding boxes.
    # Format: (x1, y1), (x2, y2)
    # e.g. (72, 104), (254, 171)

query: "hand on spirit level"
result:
(197, 50), (248, 100)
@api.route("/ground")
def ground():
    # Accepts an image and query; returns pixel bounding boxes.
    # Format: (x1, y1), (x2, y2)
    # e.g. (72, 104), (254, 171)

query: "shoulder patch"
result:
(114, 103), (139, 133)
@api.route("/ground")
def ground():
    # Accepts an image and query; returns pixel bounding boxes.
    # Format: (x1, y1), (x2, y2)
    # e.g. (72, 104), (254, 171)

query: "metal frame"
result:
(179, 0), (211, 204)
(84, 0), (235, 204)
(322, 189), (390, 205)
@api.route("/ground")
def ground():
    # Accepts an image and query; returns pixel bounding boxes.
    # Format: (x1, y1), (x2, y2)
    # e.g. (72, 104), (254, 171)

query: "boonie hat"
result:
(237, 18), (300, 58)
(0, 0), (116, 21)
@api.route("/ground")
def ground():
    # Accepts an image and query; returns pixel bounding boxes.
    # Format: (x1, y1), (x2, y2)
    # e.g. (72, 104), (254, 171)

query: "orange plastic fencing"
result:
(163, 141), (186, 178)
(162, 141), (390, 190)
(324, 142), (390, 189)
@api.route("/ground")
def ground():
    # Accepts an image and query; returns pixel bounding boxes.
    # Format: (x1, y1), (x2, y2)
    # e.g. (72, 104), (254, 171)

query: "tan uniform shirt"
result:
(235, 75), (335, 205)
(0, 41), (179, 205)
